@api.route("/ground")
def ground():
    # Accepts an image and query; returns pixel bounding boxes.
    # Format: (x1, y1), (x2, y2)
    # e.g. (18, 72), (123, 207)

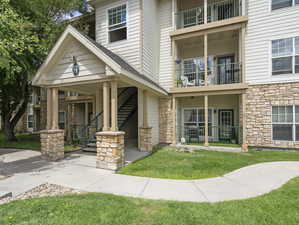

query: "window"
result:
(108, 4), (127, 43)
(272, 105), (299, 141)
(272, 0), (292, 10)
(182, 57), (214, 85)
(272, 37), (299, 75)
(27, 115), (34, 129)
(59, 112), (65, 129)
(184, 108), (213, 137)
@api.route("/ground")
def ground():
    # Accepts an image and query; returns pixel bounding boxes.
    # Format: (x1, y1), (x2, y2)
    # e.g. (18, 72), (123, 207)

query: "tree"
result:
(0, 0), (89, 141)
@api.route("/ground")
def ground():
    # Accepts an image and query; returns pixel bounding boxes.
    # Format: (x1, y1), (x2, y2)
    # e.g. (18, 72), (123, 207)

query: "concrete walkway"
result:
(1, 149), (299, 202)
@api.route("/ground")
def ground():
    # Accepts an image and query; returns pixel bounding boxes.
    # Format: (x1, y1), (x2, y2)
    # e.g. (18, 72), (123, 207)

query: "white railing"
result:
(176, 0), (242, 29)
(176, 60), (242, 87)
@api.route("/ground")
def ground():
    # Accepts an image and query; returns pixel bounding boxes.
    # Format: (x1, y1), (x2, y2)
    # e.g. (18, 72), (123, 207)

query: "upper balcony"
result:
(170, 30), (248, 93)
(173, 0), (246, 37)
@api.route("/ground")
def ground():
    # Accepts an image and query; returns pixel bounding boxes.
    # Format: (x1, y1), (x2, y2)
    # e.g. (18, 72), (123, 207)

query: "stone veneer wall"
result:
(40, 130), (64, 161)
(159, 97), (174, 144)
(246, 82), (299, 149)
(96, 131), (125, 171)
(139, 127), (152, 152)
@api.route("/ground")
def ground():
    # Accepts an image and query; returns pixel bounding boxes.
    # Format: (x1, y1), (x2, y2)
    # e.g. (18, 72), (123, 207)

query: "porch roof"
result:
(32, 25), (168, 96)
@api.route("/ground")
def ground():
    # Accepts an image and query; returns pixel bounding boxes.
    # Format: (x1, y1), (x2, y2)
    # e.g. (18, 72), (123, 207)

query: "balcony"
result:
(175, 0), (243, 30)
(176, 60), (242, 88)
(172, 30), (245, 91)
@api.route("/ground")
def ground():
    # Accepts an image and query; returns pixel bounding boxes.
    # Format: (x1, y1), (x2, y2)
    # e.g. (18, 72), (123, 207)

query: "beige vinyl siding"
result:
(95, 0), (141, 73)
(138, 89), (159, 146)
(158, 0), (174, 90)
(48, 37), (105, 81)
(142, 0), (159, 80)
(246, 1), (299, 84)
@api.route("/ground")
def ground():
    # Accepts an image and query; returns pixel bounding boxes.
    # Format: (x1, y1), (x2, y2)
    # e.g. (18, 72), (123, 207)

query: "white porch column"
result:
(172, 95), (177, 144)
(204, 0), (208, 24)
(241, 25), (246, 83)
(46, 88), (52, 130)
(103, 81), (110, 131)
(41, 87), (64, 161)
(85, 102), (89, 126)
(204, 34), (208, 86)
(204, 95), (209, 147)
(51, 87), (59, 130)
(95, 88), (103, 129)
(111, 81), (118, 132)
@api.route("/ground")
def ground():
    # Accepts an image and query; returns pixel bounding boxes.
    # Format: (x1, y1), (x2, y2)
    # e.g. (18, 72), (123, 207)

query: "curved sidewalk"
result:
(1, 150), (299, 202)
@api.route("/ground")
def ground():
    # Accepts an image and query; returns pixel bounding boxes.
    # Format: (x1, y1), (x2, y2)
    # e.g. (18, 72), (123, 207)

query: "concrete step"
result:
(0, 191), (12, 200)
(82, 147), (97, 153)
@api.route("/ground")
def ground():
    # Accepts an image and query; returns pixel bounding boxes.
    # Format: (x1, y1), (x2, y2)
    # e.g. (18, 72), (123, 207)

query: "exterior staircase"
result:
(71, 88), (137, 152)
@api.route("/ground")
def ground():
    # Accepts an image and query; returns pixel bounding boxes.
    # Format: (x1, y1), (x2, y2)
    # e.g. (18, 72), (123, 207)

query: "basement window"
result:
(108, 4), (127, 43)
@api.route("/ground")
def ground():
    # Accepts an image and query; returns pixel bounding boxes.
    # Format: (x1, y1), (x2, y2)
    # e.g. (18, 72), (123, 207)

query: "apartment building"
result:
(30, 0), (299, 170)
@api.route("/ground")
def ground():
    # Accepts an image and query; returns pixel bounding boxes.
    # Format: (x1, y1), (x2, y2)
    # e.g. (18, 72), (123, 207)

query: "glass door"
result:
(218, 109), (234, 141)
(217, 56), (234, 84)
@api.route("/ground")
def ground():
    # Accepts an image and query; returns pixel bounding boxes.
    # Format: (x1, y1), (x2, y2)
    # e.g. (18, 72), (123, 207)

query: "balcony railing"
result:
(175, 0), (242, 29)
(182, 125), (241, 144)
(176, 61), (242, 87)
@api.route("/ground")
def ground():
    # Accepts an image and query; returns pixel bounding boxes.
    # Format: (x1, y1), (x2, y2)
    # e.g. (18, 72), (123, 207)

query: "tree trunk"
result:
(4, 121), (17, 142)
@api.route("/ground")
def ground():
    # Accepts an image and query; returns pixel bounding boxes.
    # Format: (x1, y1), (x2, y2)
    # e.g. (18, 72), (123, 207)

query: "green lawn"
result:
(119, 147), (299, 179)
(1, 177), (299, 225)
(0, 133), (77, 152)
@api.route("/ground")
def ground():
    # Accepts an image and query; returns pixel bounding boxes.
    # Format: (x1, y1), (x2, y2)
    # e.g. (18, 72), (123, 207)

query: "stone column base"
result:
(96, 131), (125, 171)
(40, 130), (64, 161)
(139, 127), (153, 152)
(241, 144), (248, 152)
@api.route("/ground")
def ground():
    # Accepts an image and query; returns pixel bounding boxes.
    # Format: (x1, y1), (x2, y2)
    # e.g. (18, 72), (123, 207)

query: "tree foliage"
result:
(0, 0), (88, 141)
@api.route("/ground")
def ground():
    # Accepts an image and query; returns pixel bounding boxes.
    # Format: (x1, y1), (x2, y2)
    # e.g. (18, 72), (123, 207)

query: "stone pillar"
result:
(139, 90), (153, 152)
(40, 130), (64, 161)
(96, 131), (125, 171)
(139, 127), (152, 152)
(241, 93), (248, 151)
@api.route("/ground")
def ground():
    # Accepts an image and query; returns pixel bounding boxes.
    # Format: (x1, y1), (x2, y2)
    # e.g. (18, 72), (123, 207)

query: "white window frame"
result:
(271, 0), (299, 11)
(107, 3), (128, 43)
(27, 114), (34, 129)
(58, 111), (66, 130)
(271, 36), (299, 76)
(182, 107), (214, 139)
(272, 105), (299, 142)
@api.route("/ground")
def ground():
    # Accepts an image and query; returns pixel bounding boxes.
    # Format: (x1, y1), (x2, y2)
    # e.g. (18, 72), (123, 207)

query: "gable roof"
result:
(32, 25), (167, 95)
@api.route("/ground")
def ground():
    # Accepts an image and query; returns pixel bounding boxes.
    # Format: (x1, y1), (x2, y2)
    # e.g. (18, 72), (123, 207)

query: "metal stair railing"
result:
(72, 87), (132, 145)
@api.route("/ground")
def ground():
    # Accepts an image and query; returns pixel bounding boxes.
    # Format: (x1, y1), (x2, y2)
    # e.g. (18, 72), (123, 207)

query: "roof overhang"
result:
(32, 25), (168, 96)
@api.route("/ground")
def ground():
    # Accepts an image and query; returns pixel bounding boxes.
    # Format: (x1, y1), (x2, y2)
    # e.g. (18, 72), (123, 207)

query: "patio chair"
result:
(181, 76), (196, 87)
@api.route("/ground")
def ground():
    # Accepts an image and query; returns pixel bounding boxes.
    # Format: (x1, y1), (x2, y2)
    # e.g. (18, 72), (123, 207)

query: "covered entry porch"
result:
(32, 25), (167, 170)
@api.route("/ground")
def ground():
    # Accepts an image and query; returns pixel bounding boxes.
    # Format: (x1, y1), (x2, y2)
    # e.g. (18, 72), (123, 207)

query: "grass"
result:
(187, 142), (241, 148)
(119, 147), (299, 179)
(1, 177), (299, 225)
(0, 133), (77, 152)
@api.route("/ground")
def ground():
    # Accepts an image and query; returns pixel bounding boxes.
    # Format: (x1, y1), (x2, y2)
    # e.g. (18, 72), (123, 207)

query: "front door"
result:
(217, 56), (234, 84)
(218, 109), (234, 142)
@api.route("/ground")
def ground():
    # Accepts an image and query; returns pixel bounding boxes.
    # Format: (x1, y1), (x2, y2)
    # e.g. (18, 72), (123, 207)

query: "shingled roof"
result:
(81, 32), (168, 93)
